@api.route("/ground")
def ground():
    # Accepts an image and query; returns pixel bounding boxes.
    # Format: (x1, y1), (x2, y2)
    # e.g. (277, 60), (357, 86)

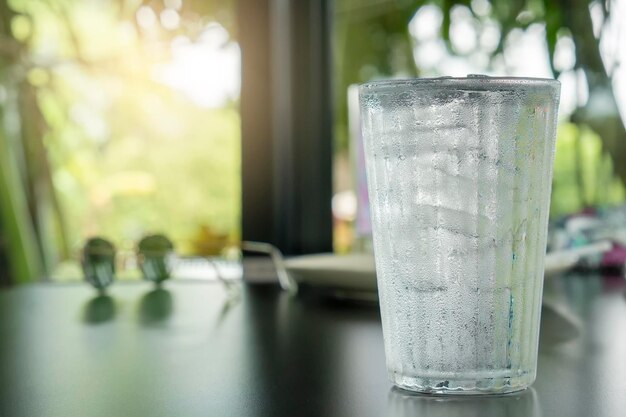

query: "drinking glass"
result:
(359, 76), (560, 394)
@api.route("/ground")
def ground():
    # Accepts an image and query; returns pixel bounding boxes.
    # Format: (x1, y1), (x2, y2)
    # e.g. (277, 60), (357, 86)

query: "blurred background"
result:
(0, 0), (241, 283)
(0, 0), (625, 284)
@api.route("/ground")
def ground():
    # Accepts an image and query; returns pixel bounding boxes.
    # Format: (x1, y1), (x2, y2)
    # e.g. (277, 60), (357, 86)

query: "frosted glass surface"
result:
(360, 76), (560, 394)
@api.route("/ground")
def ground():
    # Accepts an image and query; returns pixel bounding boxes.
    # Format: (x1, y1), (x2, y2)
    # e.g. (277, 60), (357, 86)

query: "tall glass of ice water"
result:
(359, 76), (560, 394)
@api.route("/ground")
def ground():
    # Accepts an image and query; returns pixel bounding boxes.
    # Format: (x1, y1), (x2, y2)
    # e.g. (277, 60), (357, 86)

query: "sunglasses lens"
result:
(82, 237), (116, 291)
(137, 234), (175, 284)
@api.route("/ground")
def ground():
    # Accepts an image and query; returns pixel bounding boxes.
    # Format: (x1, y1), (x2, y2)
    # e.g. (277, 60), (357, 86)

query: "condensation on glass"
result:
(360, 76), (560, 394)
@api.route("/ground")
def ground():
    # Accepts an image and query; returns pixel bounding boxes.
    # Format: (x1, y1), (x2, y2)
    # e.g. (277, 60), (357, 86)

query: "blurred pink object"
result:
(601, 243), (626, 268)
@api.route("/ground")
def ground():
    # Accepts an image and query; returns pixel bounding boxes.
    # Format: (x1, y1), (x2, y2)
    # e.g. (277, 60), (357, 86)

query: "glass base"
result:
(389, 370), (534, 395)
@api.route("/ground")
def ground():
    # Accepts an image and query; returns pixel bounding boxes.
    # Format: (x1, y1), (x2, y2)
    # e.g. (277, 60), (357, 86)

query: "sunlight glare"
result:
(160, 9), (180, 30)
(153, 25), (241, 108)
(164, 0), (183, 11)
(136, 6), (157, 29)
(409, 5), (442, 41)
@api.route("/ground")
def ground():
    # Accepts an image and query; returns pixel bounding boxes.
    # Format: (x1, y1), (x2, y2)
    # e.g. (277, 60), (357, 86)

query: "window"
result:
(0, 0), (241, 281)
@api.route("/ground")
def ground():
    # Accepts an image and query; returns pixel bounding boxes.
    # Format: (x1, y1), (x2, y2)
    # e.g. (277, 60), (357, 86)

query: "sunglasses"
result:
(81, 237), (297, 294)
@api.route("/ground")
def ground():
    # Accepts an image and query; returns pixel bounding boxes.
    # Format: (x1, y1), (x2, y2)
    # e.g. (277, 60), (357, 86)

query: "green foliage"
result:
(0, 126), (43, 283)
(1, 0), (240, 282)
(333, 1), (423, 151)
(552, 123), (626, 217)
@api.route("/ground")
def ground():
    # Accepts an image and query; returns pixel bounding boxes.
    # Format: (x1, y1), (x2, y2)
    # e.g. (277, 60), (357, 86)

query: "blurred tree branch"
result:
(561, 0), (626, 183)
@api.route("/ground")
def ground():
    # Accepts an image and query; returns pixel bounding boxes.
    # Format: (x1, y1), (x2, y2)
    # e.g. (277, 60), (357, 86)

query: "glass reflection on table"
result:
(386, 386), (540, 417)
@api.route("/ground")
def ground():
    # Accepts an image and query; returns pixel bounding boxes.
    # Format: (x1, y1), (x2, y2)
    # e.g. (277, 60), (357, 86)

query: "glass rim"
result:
(360, 75), (560, 92)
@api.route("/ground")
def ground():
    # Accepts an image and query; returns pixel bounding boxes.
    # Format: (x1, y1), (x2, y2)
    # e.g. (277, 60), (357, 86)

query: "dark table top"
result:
(1, 273), (625, 417)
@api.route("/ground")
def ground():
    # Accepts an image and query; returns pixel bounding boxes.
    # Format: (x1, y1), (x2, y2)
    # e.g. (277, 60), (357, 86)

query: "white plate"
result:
(286, 253), (583, 331)
(284, 247), (600, 293)
(285, 254), (376, 292)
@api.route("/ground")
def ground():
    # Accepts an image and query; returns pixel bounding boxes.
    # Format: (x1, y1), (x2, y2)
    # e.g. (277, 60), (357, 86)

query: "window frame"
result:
(238, 0), (334, 256)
